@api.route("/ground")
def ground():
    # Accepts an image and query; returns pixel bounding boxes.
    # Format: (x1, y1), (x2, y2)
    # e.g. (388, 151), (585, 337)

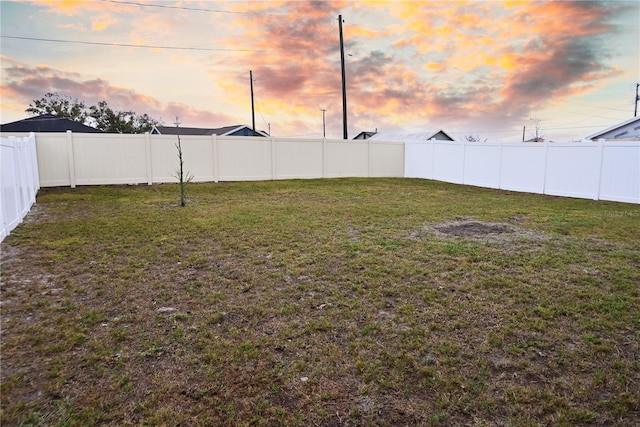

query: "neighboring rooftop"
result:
(152, 124), (269, 137)
(368, 129), (455, 142)
(353, 131), (378, 140)
(585, 117), (640, 141)
(0, 114), (103, 133)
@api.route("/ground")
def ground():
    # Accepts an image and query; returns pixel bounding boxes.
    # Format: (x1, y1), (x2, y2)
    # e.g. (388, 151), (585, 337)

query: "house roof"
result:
(585, 117), (640, 140)
(368, 129), (455, 142)
(0, 114), (103, 133)
(353, 131), (378, 140)
(152, 124), (269, 137)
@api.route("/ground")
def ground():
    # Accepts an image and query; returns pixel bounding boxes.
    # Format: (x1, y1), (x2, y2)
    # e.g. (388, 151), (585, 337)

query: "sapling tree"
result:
(173, 118), (193, 207)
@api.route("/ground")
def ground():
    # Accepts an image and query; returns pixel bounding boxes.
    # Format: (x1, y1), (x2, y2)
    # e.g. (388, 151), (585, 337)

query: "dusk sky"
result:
(1, 0), (639, 141)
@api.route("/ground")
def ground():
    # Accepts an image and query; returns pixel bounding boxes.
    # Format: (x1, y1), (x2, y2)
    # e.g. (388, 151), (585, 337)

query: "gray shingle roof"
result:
(153, 125), (268, 136)
(0, 114), (103, 133)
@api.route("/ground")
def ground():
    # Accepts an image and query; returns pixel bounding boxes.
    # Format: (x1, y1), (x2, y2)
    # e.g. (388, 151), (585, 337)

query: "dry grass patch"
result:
(1, 179), (639, 426)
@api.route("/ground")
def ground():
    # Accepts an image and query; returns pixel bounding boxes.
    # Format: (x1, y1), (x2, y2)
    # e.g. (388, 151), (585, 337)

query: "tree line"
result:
(26, 93), (161, 134)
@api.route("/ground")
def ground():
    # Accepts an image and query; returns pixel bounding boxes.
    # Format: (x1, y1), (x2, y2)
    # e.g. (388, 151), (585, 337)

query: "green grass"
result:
(1, 178), (639, 426)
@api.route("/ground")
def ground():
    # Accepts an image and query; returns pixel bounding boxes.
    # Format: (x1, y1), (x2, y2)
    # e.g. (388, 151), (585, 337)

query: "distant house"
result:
(585, 117), (640, 141)
(151, 124), (269, 137)
(353, 131), (378, 140)
(0, 114), (103, 133)
(367, 129), (455, 142)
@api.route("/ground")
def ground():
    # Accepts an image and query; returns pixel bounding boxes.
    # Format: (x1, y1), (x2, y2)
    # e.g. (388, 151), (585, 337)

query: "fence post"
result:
(29, 133), (40, 197)
(9, 137), (23, 218)
(66, 130), (76, 188)
(271, 136), (277, 180)
(144, 132), (153, 185)
(430, 138), (436, 179)
(322, 137), (327, 178)
(17, 137), (30, 215)
(367, 139), (372, 177)
(595, 138), (606, 200)
(21, 136), (34, 205)
(542, 139), (550, 195)
(498, 142), (504, 190)
(212, 134), (219, 183)
(461, 138), (467, 185)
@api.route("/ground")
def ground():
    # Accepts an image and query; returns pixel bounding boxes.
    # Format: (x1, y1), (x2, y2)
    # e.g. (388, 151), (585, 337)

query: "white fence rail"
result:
(1, 133), (40, 241)
(405, 139), (640, 204)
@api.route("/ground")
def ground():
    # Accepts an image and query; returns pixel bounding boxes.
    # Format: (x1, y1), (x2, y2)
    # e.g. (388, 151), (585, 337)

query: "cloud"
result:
(216, 2), (632, 137)
(379, 0), (628, 131)
(34, 0), (127, 32)
(91, 18), (117, 32)
(0, 61), (237, 127)
(3, 0), (635, 140)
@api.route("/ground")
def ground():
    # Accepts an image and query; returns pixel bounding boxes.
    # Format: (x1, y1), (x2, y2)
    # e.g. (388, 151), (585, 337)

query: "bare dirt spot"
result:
(422, 218), (549, 247)
(435, 221), (512, 237)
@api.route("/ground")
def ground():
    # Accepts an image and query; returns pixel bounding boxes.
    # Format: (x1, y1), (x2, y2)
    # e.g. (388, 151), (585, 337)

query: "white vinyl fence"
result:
(30, 132), (405, 187)
(1, 133), (40, 241)
(405, 139), (640, 204)
(1, 132), (638, 243)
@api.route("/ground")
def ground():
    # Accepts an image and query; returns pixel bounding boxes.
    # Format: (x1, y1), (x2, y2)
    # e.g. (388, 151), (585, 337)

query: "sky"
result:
(1, 0), (639, 141)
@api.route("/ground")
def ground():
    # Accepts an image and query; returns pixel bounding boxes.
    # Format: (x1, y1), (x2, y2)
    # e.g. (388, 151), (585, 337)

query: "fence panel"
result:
(370, 141), (405, 177)
(73, 133), (148, 185)
(433, 142), (464, 184)
(1, 133), (39, 242)
(148, 135), (178, 183)
(463, 143), (502, 189)
(545, 143), (601, 199)
(148, 134), (215, 183)
(33, 133), (71, 187)
(217, 137), (272, 181)
(599, 142), (640, 203)
(499, 144), (546, 193)
(173, 136), (216, 183)
(404, 142), (433, 178)
(325, 139), (369, 177)
(275, 138), (324, 179)
(1, 138), (19, 240)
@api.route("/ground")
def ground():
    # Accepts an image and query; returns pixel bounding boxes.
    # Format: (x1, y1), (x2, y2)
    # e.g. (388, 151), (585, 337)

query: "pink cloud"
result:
(1, 62), (237, 127)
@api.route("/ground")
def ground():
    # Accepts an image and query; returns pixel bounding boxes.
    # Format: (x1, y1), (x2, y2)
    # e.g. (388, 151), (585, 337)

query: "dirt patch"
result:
(423, 218), (549, 246)
(434, 221), (512, 237)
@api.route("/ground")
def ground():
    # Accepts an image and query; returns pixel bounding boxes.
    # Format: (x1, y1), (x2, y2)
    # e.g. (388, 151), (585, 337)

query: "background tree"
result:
(26, 93), (160, 133)
(465, 134), (487, 143)
(26, 92), (89, 124)
(89, 101), (159, 133)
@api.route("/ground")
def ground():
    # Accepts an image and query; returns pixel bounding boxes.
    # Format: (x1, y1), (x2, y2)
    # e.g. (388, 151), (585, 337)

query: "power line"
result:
(100, 0), (284, 16)
(1, 35), (263, 52)
(562, 99), (633, 112)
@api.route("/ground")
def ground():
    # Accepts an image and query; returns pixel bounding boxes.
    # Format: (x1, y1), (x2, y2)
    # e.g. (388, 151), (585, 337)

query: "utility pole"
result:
(338, 14), (348, 140)
(250, 70), (256, 136)
(320, 108), (327, 137)
(635, 82), (639, 117)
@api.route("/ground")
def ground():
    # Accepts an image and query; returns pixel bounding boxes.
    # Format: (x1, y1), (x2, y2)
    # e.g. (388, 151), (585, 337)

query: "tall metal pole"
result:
(635, 82), (639, 117)
(250, 70), (256, 136)
(321, 108), (327, 137)
(339, 15), (348, 140)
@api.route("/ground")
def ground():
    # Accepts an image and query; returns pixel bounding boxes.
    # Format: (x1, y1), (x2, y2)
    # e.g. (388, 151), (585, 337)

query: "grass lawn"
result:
(1, 178), (639, 426)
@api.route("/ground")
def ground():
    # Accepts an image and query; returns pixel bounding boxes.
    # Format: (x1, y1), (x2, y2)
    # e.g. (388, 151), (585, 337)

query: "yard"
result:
(1, 178), (639, 426)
